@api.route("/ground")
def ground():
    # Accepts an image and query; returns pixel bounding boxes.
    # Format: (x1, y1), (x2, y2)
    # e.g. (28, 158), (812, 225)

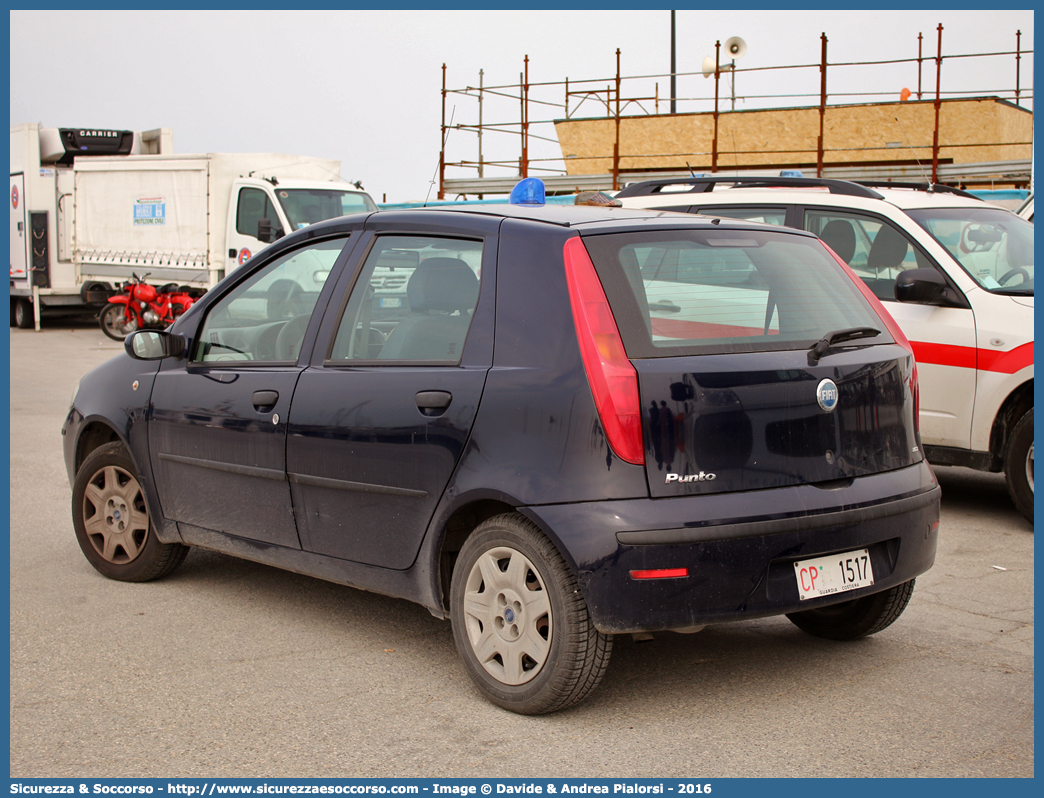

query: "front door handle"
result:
(252, 390), (279, 410)
(416, 390), (452, 416)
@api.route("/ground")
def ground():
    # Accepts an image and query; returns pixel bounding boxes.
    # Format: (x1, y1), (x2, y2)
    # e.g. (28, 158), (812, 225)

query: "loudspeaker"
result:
(724, 37), (747, 59)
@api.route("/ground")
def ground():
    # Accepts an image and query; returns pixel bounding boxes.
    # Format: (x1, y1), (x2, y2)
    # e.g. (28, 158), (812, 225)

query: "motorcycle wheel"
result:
(100, 304), (139, 341)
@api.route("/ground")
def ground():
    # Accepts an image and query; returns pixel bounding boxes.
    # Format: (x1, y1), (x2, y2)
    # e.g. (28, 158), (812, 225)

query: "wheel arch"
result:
(74, 420), (124, 475)
(430, 494), (583, 617)
(70, 417), (178, 543)
(989, 378), (1034, 470)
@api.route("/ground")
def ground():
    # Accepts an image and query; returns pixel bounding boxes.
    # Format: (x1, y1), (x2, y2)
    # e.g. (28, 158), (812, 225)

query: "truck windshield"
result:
(276, 188), (378, 230)
(906, 207), (1034, 295)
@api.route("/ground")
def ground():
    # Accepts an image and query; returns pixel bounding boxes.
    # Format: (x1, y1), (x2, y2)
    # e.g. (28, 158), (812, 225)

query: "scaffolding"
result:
(438, 25), (1033, 198)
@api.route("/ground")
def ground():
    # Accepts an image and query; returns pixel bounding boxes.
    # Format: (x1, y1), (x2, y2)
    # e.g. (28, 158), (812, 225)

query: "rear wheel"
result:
(1004, 408), (1034, 524)
(786, 579), (916, 641)
(13, 297), (34, 329)
(99, 303), (138, 340)
(72, 442), (188, 582)
(450, 513), (612, 714)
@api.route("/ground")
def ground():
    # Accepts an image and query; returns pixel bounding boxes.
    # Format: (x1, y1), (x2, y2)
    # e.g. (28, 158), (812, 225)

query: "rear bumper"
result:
(522, 461), (940, 634)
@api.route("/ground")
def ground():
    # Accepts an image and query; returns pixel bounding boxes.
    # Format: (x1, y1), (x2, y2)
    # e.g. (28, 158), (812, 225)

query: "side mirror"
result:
(257, 218), (284, 244)
(894, 268), (949, 304)
(125, 330), (187, 360)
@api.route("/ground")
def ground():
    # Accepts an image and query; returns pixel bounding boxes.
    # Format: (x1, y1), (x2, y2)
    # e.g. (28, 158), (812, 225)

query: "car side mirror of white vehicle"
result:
(125, 330), (187, 361)
(894, 268), (956, 306)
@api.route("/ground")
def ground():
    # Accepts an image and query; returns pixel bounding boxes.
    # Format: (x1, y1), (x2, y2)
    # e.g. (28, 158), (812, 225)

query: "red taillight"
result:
(823, 242), (920, 434)
(630, 568), (689, 580)
(563, 236), (645, 465)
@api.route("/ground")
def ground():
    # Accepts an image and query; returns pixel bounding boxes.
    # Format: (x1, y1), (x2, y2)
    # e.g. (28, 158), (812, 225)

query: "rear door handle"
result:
(252, 390), (279, 410)
(416, 390), (452, 416)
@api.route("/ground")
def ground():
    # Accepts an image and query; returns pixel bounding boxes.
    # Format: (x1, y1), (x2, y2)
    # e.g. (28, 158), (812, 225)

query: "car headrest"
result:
(867, 225), (910, 274)
(820, 220), (856, 264)
(407, 258), (479, 313)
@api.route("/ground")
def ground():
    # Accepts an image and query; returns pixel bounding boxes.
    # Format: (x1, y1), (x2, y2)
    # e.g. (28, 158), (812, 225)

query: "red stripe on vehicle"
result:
(650, 317), (769, 339)
(910, 341), (1033, 374)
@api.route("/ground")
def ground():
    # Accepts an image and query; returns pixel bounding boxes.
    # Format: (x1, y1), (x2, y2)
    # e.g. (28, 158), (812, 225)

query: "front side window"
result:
(328, 235), (483, 363)
(804, 210), (932, 300)
(906, 207), (1034, 295)
(582, 229), (888, 358)
(193, 237), (349, 363)
(236, 187), (284, 238)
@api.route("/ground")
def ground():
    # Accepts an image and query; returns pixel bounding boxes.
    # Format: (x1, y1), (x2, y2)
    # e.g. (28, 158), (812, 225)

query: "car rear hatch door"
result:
(579, 223), (922, 497)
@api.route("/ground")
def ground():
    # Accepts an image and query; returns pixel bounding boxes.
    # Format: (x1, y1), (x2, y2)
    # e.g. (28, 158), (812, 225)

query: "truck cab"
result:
(225, 177), (377, 273)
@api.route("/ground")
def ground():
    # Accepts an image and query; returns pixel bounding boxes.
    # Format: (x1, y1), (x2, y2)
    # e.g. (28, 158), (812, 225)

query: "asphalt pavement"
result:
(7, 319), (1034, 778)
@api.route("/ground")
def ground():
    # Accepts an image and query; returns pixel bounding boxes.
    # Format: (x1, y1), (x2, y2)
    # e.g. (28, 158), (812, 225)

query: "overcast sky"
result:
(9, 8), (1035, 203)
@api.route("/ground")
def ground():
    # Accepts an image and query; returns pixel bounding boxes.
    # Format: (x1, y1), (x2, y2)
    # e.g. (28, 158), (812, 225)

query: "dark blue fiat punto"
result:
(63, 180), (939, 714)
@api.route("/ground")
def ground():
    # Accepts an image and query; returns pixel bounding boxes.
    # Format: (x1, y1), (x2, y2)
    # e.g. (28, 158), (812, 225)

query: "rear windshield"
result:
(581, 228), (890, 358)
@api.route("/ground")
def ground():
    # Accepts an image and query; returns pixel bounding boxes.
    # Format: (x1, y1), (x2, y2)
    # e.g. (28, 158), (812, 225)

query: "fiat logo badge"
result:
(817, 379), (839, 412)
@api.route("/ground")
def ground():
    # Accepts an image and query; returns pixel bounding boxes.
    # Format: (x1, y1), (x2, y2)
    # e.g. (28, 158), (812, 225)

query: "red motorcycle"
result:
(99, 273), (199, 341)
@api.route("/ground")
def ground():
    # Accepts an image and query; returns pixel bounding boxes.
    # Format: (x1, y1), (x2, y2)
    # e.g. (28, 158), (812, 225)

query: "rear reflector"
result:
(630, 568), (689, 580)
(563, 236), (645, 465)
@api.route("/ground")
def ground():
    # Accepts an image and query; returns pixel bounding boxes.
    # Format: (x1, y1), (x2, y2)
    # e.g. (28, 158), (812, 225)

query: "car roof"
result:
(353, 203), (824, 238)
(616, 177), (996, 213)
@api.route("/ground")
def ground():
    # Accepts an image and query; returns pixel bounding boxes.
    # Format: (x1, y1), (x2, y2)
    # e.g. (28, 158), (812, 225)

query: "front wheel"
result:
(99, 303), (139, 340)
(786, 579), (916, 641)
(72, 442), (188, 582)
(1004, 408), (1034, 524)
(450, 514), (612, 714)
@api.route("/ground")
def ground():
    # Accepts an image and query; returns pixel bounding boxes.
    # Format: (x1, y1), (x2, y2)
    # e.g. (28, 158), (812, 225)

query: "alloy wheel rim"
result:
(82, 465), (149, 564)
(462, 546), (552, 685)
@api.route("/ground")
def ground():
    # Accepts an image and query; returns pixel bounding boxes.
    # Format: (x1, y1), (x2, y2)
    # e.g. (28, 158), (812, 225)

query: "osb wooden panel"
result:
(554, 99), (1032, 175)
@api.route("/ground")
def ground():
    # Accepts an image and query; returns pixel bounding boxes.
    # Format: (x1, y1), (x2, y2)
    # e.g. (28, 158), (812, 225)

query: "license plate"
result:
(794, 548), (874, 600)
(380, 297), (402, 308)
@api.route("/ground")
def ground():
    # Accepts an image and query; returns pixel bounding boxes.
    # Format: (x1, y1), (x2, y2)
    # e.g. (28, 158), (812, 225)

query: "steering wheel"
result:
(275, 315), (312, 361)
(998, 267), (1029, 286)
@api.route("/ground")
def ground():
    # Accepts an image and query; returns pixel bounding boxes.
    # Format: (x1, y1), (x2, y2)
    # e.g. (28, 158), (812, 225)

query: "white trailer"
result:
(10, 123), (376, 329)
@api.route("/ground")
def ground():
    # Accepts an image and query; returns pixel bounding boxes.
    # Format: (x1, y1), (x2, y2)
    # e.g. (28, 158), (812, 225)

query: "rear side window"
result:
(328, 235), (483, 363)
(582, 229), (889, 358)
(694, 206), (788, 226)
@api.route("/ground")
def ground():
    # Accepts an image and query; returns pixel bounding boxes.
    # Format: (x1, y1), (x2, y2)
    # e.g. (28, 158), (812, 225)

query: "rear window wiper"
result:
(809, 327), (881, 363)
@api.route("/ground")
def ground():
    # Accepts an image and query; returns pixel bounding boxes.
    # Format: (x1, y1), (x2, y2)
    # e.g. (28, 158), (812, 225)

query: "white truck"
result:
(10, 123), (377, 329)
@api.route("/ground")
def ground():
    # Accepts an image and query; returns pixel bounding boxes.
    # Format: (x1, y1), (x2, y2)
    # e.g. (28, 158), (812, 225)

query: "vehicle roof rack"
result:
(853, 181), (983, 201)
(614, 175), (884, 200)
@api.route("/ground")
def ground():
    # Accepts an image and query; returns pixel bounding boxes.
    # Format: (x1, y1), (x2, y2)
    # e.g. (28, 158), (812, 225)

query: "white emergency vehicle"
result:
(617, 176), (1034, 521)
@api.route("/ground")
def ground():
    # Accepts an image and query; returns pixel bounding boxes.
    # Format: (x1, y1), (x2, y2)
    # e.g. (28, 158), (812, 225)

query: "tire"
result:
(786, 579), (916, 641)
(1004, 408), (1034, 524)
(72, 442), (188, 582)
(14, 297), (34, 329)
(99, 303), (138, 341)
(450, 513), (612, 714)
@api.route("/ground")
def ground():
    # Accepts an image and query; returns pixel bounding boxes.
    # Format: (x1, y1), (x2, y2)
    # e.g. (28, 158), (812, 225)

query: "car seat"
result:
(378, 258), (479, 361)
